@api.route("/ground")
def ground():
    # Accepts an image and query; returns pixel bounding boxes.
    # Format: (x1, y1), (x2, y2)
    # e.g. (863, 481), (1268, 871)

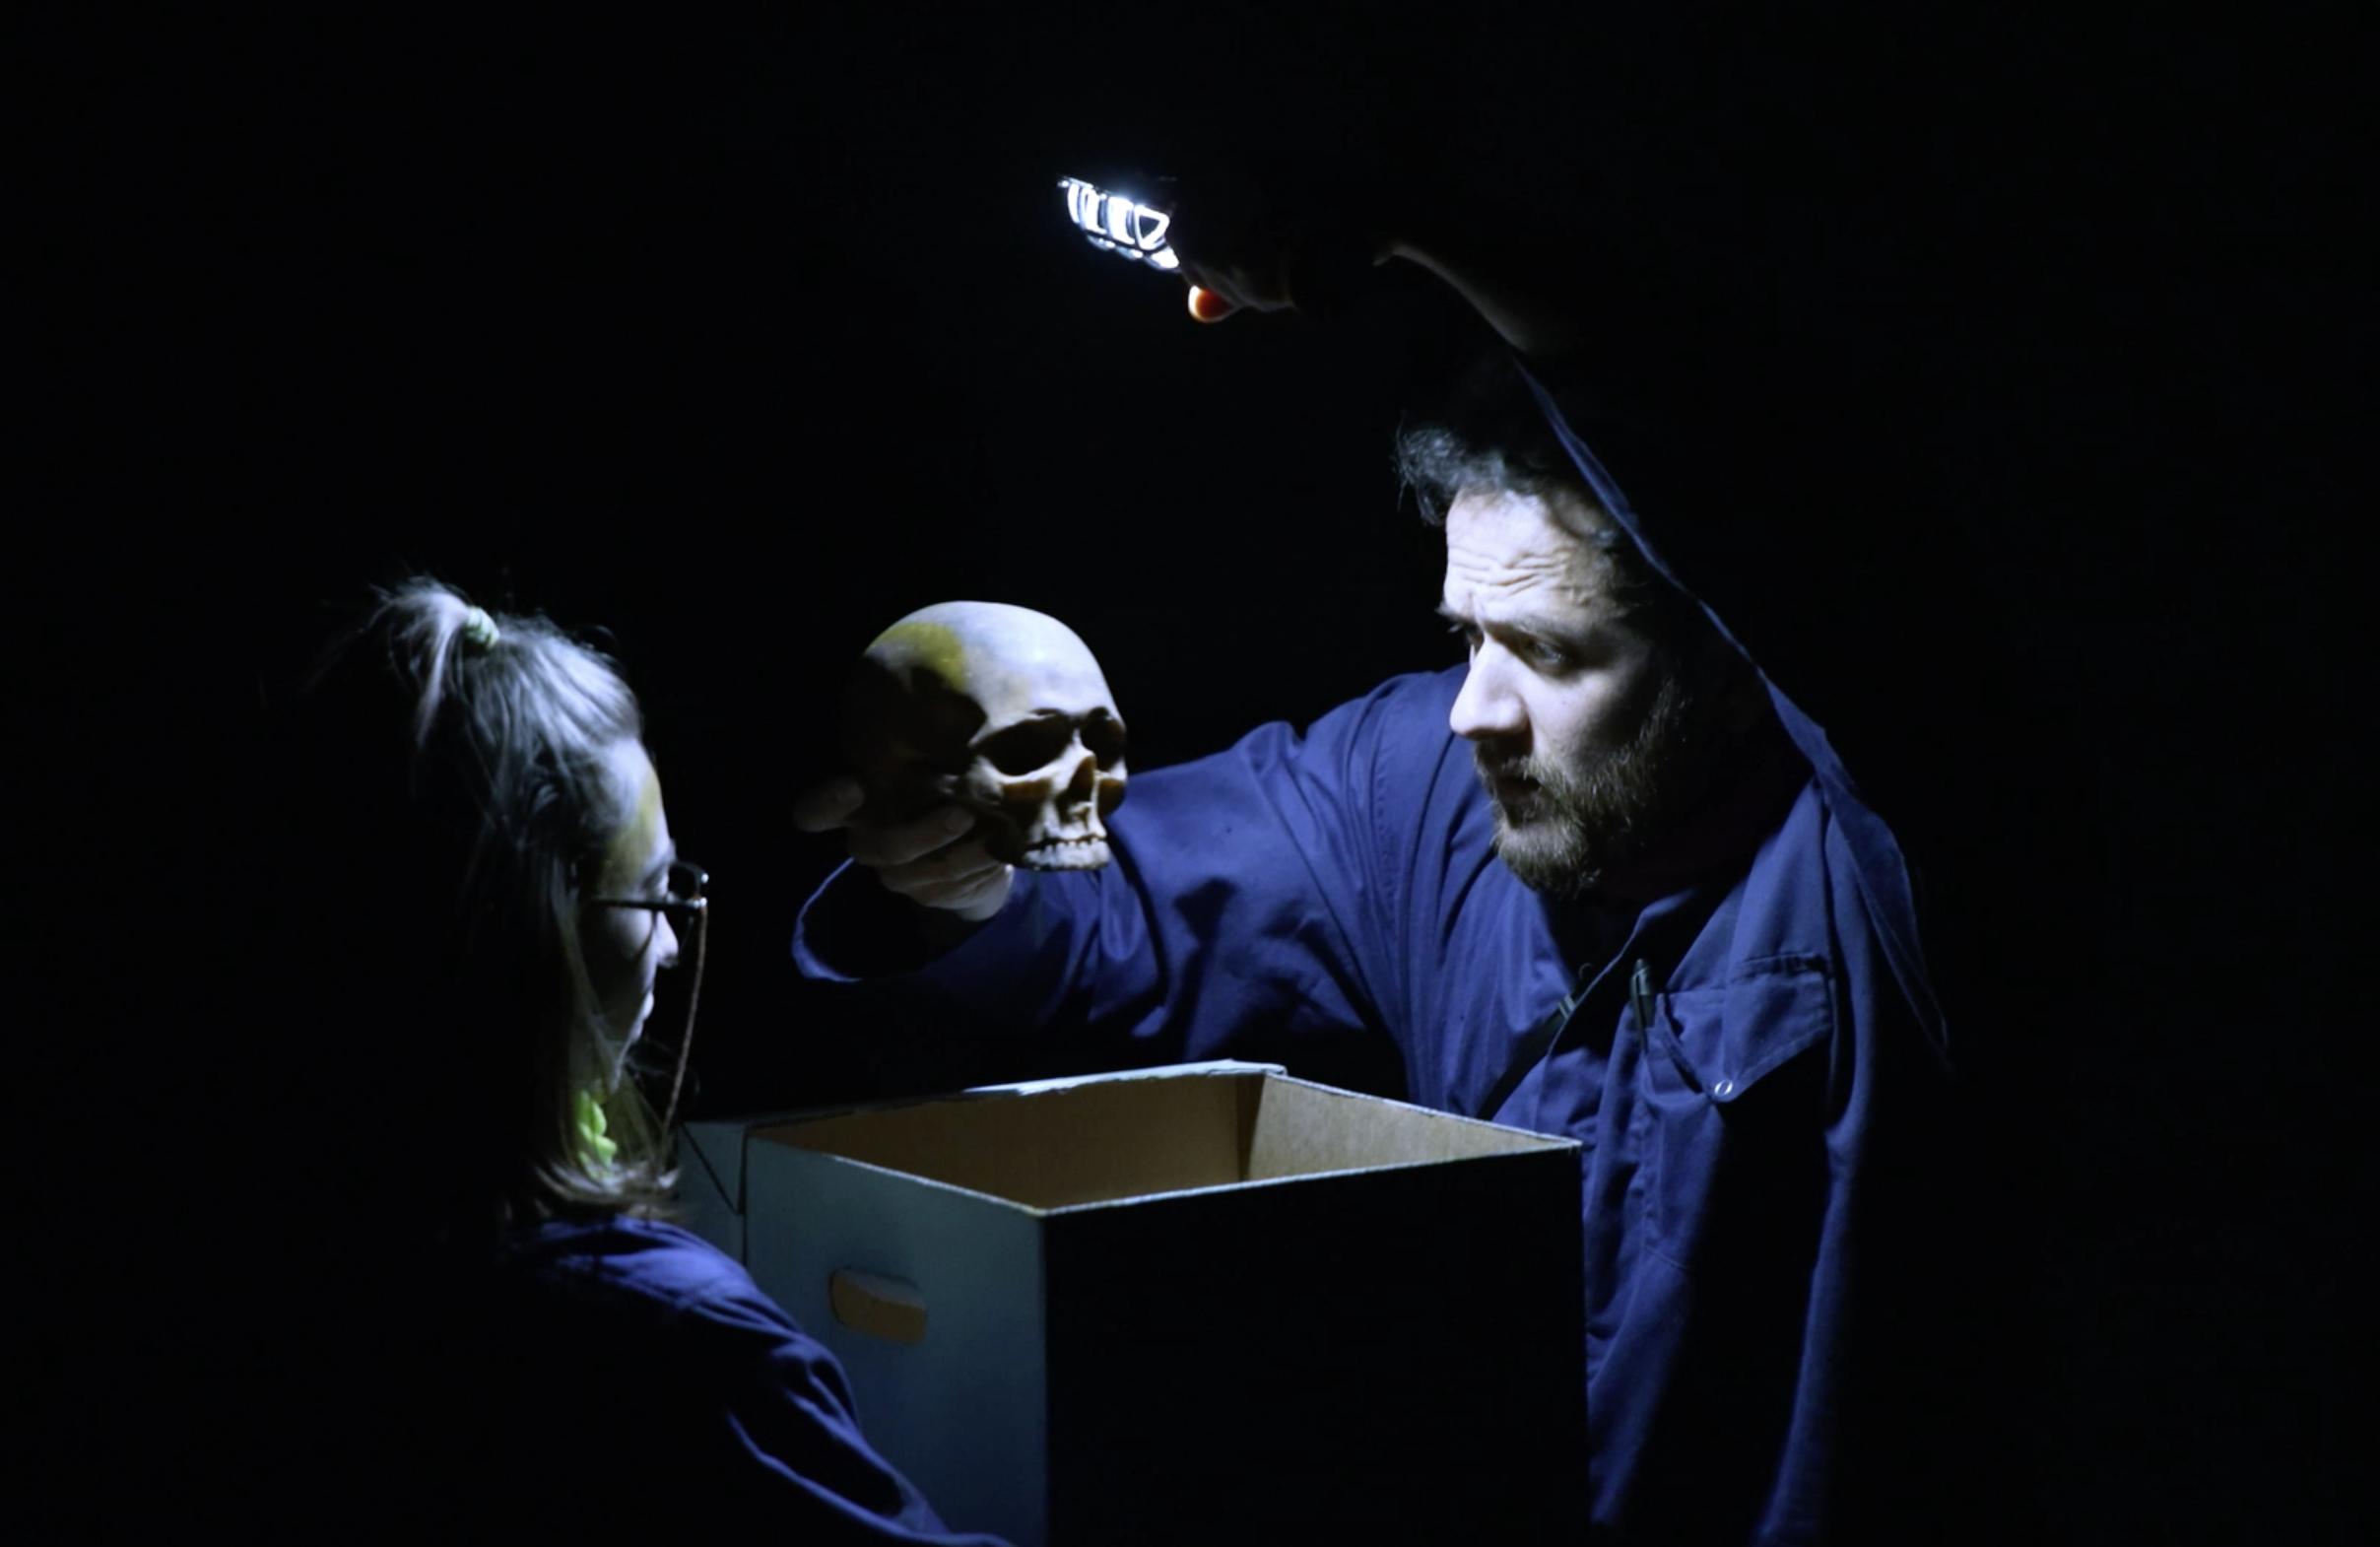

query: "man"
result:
(794, 193), (2001, 1544)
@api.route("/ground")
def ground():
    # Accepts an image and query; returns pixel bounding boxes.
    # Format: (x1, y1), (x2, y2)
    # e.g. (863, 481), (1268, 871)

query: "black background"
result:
(33, 7), (2361, 1540)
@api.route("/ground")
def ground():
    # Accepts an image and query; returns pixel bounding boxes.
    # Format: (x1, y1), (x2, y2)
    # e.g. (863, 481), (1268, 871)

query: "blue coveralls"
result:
(430, 1216), (1014, 1544)
(797, 379), (1986, 1545)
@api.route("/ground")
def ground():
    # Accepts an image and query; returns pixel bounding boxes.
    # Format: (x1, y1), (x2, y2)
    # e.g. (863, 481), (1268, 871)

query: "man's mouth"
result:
(1482, 765), (1543, 810)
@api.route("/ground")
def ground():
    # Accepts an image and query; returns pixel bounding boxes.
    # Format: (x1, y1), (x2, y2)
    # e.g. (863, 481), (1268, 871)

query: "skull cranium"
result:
(839, 601), (1127, 871)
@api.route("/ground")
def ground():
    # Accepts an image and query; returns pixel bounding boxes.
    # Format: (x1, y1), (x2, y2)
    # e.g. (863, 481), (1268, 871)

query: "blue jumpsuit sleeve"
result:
(796, 672), (1455, 1070)
(593, 1230), (1016, 1544)
(669, 1272), (1011, 1543)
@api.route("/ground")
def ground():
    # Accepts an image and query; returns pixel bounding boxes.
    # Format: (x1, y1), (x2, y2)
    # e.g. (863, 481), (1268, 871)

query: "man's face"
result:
(1440, 486), (1700, 897)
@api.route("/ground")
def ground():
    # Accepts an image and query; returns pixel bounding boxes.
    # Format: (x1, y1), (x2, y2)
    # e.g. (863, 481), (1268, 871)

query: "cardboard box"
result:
(678, 1062), (1585, 1545)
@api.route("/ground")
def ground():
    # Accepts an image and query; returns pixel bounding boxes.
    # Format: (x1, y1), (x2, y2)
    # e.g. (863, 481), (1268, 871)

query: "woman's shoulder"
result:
(388, 1218), (999, 1540)
(501, 1213), (790, 1327)
(481, 1212), (862, 1412)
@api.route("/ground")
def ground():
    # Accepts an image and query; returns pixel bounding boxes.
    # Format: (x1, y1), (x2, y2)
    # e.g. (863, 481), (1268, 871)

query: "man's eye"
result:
(1447, 622), (1481, 653)
(1528, 640), (1575, 669)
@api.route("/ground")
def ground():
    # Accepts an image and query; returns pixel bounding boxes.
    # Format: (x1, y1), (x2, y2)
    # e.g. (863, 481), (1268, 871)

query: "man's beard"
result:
(1477, 666), (1709, 901)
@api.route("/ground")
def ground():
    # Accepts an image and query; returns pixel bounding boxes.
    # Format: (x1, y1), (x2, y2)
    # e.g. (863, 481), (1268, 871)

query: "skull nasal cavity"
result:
(978, 718), (1079, 775)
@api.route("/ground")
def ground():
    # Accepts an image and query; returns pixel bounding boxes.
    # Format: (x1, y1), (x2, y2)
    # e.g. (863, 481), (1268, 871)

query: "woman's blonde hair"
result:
(277, 577), (675, 1240)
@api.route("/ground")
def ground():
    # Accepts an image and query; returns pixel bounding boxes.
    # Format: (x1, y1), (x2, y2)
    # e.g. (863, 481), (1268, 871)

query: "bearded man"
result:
(794, 207), (1997, 1545)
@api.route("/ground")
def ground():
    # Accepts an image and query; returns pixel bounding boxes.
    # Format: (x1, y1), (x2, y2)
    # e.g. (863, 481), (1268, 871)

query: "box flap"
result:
(678, 1117), (748, 1206)
(1241, 1071), (1572, 1180)
(673, 1114), (767, 1256)
(961, 1059), (1286, 1100)
(748, 1063), (1573, 1216)
(758, 1068), (1261, 1211)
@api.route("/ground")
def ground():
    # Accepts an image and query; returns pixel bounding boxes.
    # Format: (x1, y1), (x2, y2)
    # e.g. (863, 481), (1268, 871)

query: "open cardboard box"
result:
(678, 1062), (1585, 1545)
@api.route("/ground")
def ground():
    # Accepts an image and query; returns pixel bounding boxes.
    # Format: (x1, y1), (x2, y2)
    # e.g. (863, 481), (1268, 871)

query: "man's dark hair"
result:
(1396, 352), (1666, 619)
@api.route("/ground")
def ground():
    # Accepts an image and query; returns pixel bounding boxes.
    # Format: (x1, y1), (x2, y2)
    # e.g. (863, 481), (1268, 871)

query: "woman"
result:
(252, 578), (1005, 1542)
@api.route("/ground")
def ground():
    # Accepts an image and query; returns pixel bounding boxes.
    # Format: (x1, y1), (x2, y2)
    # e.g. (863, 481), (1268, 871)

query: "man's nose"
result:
(655, 912), (682, 970)
(1449, 654), (1526, 743)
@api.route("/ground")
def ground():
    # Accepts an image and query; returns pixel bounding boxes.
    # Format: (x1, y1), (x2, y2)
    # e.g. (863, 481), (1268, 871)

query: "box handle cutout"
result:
(828, 1268), (928, 1345)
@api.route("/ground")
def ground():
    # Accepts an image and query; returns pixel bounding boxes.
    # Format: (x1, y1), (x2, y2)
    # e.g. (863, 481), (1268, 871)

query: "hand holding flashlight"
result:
(1058, 167), (1589, 358)
(1059, 171), (1389, 324)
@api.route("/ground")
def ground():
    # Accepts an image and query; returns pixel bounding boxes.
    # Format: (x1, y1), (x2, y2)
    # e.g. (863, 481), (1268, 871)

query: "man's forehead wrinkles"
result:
(1446, 536), (1574, 573)
(1443, 558), (1602, 620)
(1445, 556), (1576, 594)
(1445, 541), (1593, 592)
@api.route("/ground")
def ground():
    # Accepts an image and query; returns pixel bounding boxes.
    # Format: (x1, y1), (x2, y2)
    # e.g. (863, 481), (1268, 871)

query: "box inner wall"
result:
(756, 1074), (1561, 1210)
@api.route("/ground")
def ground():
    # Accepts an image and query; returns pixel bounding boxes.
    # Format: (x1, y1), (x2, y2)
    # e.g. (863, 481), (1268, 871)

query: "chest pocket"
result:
(1630, 956), (1835, 1274)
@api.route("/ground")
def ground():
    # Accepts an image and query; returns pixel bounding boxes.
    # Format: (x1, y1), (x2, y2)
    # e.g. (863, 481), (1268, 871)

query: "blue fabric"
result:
(794, 385), (1987, 1544)
(452, 1216), (1012, 1543)
(800, 677), (1960, 1543)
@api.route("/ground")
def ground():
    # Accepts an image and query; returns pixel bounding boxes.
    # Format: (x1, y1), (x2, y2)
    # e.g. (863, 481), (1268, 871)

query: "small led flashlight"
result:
(1058, 177), (1180, 272)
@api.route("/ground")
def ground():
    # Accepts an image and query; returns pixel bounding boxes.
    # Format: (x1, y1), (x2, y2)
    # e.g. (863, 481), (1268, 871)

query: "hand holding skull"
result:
(824, 602), (1128, 918)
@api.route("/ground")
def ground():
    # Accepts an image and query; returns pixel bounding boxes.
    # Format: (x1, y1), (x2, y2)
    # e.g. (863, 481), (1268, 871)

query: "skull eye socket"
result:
(1081, 712), (1126, 769)
(976, 717), (1079, 776)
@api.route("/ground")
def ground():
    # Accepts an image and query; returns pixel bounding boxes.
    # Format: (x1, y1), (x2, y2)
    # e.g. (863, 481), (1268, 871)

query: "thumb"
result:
(793, 775), (866, 834)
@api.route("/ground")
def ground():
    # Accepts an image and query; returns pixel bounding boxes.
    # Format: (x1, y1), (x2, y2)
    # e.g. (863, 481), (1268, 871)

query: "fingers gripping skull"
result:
(840, 602), (1127, 871)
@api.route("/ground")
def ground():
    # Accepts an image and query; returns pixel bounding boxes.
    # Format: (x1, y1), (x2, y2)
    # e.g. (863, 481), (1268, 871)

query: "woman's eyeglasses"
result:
(588, 860), (709, 1138)
(591, 859), (707, 939)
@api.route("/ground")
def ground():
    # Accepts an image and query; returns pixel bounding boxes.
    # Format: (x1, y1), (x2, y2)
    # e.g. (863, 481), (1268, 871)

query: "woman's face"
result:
(580, 739), (679, 1066)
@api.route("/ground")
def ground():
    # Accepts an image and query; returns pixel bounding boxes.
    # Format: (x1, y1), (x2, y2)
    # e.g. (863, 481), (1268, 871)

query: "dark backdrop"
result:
(34, 9), (2359, 1541)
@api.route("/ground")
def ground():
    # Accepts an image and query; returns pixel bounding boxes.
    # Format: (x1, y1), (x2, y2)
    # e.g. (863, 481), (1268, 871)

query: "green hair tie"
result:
(459, 604), (501, 652)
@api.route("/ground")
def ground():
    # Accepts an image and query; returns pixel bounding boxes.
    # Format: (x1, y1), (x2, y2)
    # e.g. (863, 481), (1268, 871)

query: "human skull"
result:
(840, 601), (1127, 871)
